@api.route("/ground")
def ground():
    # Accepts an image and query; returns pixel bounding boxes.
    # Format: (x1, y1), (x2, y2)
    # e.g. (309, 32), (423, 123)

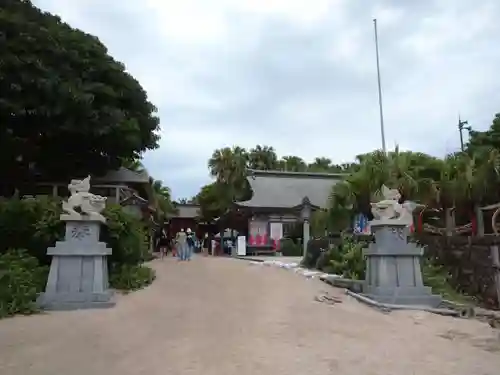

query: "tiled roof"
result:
(235, 169), (345, 209)
(94, 167), (150, 184)
(172, 204), (200, 218)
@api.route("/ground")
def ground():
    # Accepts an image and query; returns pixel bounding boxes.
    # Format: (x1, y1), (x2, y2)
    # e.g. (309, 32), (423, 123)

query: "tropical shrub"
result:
(280, 238), (302, 256)
(0, 249), (48, 318)
(102, 204), (150, 268)
(314, 234), (468, 303)
(421, 257), (472, 304)
(109, 264), (156, 291)
(0, 196), (63, 265)
(0, 197), (154, 306)
(0, 198), (150, 267)
(301, 238), (329, 268)
(321, 234), (366, 279)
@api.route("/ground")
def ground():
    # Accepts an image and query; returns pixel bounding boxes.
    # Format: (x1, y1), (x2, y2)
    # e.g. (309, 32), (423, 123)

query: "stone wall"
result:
(414, 234), (500, 309)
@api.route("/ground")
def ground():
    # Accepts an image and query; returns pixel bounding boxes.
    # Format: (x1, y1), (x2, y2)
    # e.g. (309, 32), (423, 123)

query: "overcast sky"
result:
(34, 0), (500, 199)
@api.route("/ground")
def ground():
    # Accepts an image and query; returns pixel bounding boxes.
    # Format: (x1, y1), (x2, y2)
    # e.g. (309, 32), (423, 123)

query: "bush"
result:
(301, 238), (329, 268)
(422, 258), (472, 304)
(0, 249), (48, 318)
(109, 264), (156, 291)
(0, 198), (150, 268)
(102, 204), (150, 269)
(323, 234), (366, 279)
(280, 238), (302, 256)
(0, 197), (63, 265)
(0, 198), (154, 298)
(314, 234), (470, 303)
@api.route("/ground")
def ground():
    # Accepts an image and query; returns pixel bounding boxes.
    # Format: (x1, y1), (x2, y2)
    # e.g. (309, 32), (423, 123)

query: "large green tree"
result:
(208, 146), (249, 201)
(467, 113), (500, 155)
(0, 0), (160, 195)
(248, 145), (278, 170)
(195, 182), (230, 222)
(280, 156), (307, 172)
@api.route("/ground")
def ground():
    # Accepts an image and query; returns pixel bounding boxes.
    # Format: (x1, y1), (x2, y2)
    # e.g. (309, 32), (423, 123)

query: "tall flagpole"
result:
(373, 18), (387, 154)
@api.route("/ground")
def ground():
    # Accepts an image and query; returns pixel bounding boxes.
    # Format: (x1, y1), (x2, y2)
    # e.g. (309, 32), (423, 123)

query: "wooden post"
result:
(474, 205), (485, 237)
(491, 245), (500, 308)
(445, 208), (455, 236)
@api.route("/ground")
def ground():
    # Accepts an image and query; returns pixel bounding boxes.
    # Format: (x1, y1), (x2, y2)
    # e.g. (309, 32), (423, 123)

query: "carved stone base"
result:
(362, 223), (442, 308)
(37, 220), (115, 311)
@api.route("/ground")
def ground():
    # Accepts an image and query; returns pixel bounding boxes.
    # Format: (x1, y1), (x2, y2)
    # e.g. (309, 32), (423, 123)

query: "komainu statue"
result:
(370, 185), (416, 226)
(61, 176), (107, 222)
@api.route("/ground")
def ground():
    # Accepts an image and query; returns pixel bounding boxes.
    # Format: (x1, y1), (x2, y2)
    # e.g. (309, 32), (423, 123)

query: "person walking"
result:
(202, 233), (209, 256)
(158, 228), (169, 260)
(185, 228), (194, 261)
(175, 228), (187, 261)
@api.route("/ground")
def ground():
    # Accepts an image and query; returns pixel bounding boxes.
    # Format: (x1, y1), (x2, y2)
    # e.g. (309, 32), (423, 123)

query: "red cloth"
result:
(272, 239), (280, 250)
(255, 234), (262, 246)
(471, 214), (477, 236)
(248, 235), (256, 245)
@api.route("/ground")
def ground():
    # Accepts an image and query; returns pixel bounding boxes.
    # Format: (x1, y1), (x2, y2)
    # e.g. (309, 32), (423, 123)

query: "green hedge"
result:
(301, 238), (329, 268)
(109, 264), (156, 291)
(0, 197), (154, 317)
(312, 234), (469, 303)
(280, 238), (302, 256)
(0, 197), (150, 268)
(0, 197), (62, 265)
(0, 249), (48, 318)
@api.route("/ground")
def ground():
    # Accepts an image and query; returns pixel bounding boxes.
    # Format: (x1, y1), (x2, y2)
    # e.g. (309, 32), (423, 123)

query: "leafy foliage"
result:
(102, 204), (150, 268)
(0, 197), (156, 317)
(0, 249), (48, 318)
(109, 264), (156, 291)
(0, 196), (63, 265)
(149, 178), (176, 222)
(196, 182), (231, 222)
(279, 238), (302, 256)
(0, 0), (160, 195)
(320, 235), (367, 280)
(301, 238), (329, 269)
(328, 140), (500, 232)
(0, 197), (150, 268)
(421, 258), (472, 304)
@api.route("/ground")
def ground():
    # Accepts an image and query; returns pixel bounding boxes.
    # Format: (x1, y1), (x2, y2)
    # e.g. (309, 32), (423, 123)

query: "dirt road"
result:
(1, 256), (499, 375)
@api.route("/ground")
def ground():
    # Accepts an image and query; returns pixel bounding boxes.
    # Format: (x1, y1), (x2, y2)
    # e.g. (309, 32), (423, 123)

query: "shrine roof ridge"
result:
(236, 169), (345, 209)
(247, 169), (347, 179)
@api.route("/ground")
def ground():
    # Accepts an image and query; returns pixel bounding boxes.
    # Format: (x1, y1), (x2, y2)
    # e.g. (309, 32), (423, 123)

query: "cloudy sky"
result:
(34, 0), (500, 199)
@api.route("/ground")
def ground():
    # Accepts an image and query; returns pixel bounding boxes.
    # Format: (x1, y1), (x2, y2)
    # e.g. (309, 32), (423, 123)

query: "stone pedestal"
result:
(363, 223), (441, 307)
(37, 219), (114, 310)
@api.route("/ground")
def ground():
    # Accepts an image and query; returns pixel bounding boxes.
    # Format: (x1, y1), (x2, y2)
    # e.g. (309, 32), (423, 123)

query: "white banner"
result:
(270, 222), (283, 241)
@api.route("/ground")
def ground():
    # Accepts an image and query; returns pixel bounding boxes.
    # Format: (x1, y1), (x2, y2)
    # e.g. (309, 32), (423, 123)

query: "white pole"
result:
(373, 18), (387, 154)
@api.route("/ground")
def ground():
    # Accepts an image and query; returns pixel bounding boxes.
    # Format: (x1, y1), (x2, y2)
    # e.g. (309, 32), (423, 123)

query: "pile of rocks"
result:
(249, 259), (337, 280)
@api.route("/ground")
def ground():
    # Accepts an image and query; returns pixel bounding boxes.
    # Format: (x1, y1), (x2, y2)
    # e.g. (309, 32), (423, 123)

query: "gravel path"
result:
(1, 256), (499, 375)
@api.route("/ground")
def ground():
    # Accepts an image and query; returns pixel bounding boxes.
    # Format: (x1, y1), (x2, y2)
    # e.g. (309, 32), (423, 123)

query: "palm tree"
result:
(308, 157), (332, 172)
(328, 147), (438, 227)
(208, 147), (248, 183)
(281, 156), (307, 172)
(122, 158), (145, 172)
(248, 145), (278, 170)
(208, 146), (249, 201)
(149, 178), (176, 220)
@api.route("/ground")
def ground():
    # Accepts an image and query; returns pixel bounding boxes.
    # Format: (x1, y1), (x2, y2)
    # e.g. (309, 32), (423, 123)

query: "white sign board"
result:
(270, 222), (283, 241)
(237, 236), (246, 256)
